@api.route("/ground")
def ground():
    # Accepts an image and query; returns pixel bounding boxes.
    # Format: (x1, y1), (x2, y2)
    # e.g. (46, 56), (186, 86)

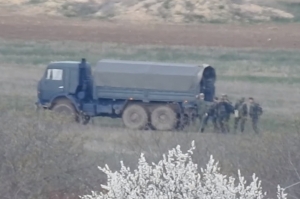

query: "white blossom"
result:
(80, 141), (287, 199)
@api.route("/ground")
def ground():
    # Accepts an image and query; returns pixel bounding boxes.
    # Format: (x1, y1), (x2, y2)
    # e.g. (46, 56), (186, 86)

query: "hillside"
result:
(0, 0), (295, 23)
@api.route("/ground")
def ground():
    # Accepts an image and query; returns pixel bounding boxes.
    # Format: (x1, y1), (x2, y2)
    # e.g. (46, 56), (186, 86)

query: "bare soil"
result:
(0, 14), (300, 49)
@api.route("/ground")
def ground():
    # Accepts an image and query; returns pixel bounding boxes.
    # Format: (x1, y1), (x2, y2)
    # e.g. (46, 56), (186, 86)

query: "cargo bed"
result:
(94, 86), (197, 102)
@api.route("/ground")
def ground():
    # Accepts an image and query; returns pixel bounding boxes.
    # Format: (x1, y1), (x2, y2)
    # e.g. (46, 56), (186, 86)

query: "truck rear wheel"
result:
(122, 104), (148, 130)
(51, 100), (79, 123)
(151, 105), (177, 131)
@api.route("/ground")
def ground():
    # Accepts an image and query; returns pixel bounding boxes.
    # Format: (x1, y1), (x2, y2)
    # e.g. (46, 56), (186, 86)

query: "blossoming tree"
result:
(80, 141), (287, 199)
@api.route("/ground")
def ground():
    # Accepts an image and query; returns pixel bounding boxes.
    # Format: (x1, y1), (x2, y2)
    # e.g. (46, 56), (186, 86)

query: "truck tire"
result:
(122, 104), (148, 130)
(151, 105), (177, 131)
(51, 99), (79, 123)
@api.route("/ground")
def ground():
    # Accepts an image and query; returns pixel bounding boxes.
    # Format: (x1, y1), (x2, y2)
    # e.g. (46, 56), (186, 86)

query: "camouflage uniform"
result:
(249, 98), (263, 134)
(196, 93), (206, 122)
(234, 97), (248, 133)
(216, 95), (233, 134)
(219, 94), (234, 133)
(196, 93), (208, 127)
(200, 97), (219, 133)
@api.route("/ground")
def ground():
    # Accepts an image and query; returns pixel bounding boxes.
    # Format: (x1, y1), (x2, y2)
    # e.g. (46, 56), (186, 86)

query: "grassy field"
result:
(1, 39), (300, 126)
(1, 39), (300, 198)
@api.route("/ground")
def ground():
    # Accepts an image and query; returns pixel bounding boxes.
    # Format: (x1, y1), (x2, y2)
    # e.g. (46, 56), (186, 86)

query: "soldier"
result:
(195, 93), (207, 125)
(220, 94), (234, 133)
(216, 96), (227, 133)
(248, 97), (263, 134)
(200, 97), (219, 133)
(222, 94), (232, 104)
(234, 97), (248, 133)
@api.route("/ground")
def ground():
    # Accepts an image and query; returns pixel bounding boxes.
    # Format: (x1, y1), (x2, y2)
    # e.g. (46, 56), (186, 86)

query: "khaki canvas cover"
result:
(94, 60), (203, 92)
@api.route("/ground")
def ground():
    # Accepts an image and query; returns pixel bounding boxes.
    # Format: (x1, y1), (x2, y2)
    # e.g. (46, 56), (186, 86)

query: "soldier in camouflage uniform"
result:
(234, 97), (248, 133)
(195, 93), (207, 125)
(217, 95), (233, 134)
(219, 94), (234, 133)
(200, 97), (219, 133)
(248, 97), (263, 134)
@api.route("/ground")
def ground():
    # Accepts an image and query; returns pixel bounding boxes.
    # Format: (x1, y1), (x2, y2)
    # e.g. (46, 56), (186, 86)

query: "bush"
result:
(80, 141), (288, 199)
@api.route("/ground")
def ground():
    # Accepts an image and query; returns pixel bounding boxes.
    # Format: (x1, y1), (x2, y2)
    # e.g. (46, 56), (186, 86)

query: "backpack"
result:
(217, 102), (227, 117)
(226, 102), (234, 114)
(256, 103), (263, 115)
(238, 102), (246, 116)
(207, 102), (217, 116)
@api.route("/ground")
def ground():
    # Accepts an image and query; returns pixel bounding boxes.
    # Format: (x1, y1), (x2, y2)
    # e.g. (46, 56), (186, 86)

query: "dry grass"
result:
(0, 0), (295, 23)
(0, 109), (120, 199)
(1, 109), (299, 198)
(0, 39), (300, 198)
(253, 0), (300, 22)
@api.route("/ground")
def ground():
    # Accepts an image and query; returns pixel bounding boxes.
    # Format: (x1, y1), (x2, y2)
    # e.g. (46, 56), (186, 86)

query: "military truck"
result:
(36, 59), (216, 131)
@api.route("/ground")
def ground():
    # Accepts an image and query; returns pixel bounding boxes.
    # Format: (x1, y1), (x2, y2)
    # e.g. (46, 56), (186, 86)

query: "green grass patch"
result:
(0, 39), (300, 83)
(219, 75), (300, 84)
(0, 39), (299, 142)
(26, 0), (47, 4)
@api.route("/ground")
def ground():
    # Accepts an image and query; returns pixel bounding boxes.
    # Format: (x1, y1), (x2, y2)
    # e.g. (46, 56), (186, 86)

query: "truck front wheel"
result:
(122, 104), (148, 130)
(151, 105), (177, 131)
(51, 99), (79, 123)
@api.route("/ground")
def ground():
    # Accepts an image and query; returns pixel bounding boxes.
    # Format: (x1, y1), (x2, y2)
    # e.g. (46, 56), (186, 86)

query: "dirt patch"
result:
(0, 14), (299, 49)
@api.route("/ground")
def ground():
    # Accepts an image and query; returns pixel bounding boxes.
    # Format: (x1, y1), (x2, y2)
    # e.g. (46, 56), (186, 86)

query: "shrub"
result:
(80, 141), (287, 199)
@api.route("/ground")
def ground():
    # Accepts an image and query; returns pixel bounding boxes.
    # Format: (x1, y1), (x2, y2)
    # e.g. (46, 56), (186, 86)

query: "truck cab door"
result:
(39, 68), (65, 102)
